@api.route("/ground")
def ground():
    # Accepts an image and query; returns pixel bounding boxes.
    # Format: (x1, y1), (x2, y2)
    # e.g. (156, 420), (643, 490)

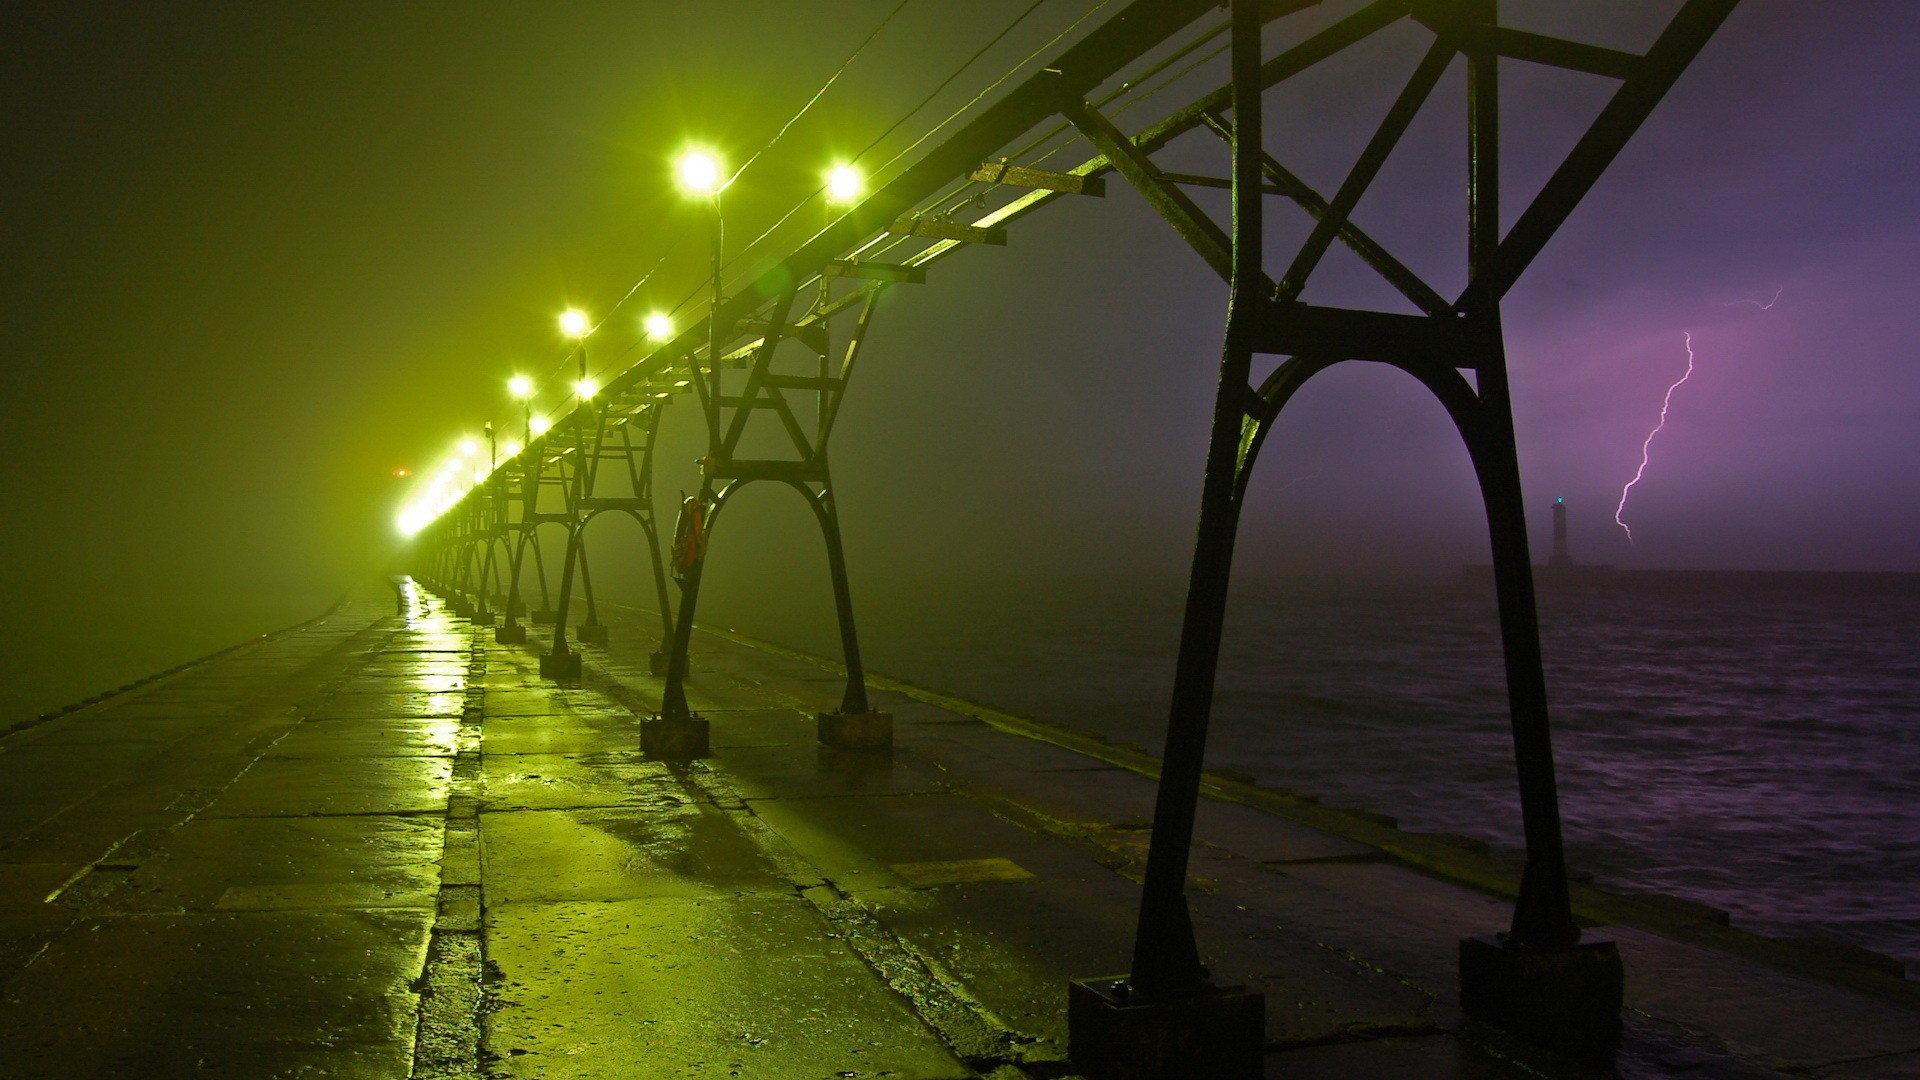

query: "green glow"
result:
(560, 308), (591, 337)
(644, 313), (673, 341)
(509, 374), (535, 399)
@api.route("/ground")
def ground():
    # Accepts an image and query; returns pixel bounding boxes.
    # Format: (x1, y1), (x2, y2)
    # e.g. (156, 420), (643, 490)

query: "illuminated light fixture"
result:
(530, 415), (552, 436)
(509, 374), (535, 399)
(677, 149), (721, 195)
(459, 438), (479, 456)
(826, 163), (863, 203)
(573, 377), (599, 400)
(392, 467), (410, 478)
(559, 308), (591, 338)
(644, 313), (673, 341)
(473, 467), (488, 485)
(502, 440), (523, 458)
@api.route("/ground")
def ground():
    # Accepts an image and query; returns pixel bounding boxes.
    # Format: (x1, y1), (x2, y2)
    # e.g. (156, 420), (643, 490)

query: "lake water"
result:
(716, 570), (1920, 976)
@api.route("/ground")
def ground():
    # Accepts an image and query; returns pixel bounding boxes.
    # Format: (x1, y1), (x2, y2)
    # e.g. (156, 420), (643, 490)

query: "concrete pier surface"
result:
(2, 583), (1915, 1079)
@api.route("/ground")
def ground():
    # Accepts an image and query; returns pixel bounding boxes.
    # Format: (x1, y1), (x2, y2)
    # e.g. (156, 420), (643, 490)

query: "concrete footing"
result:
(575, 622), (608, 646)
(494, 623), (527, 645)
(1067, 976), (1265, 1080)
(648, 650), (669, 676)
(470, 610), (497, 627)
(817, 710), (893, 750)
(539, 650), (582, 682)
(530, 608), (556, 625)
(642, 716), (709, 759)
(1459, 932), (1623, 1058)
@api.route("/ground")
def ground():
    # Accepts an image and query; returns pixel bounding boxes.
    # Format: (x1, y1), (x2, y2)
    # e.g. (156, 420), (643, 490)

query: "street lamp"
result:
(676, 149), (726, 420)
(644, 313), (673, 341)
(530, 414), (552, 436)
(509, 374), (535, 443)
(826, 163), (863, 204)
(559, 308), (591, 338)
(677, 150), (721, 195)
(573, 377), (598, 400)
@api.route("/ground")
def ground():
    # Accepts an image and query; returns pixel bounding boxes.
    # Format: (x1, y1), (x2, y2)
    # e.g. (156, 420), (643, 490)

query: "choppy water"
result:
(723, 570), (1920, 975)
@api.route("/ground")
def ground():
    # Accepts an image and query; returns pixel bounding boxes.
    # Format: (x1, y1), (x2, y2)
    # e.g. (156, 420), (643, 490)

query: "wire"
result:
(852, 0), (1054, 168)
(724, 0), (916, 189)
(730, 0), (1109, 280)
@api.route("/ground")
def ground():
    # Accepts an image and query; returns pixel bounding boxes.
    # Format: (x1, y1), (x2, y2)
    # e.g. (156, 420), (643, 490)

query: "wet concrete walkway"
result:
(1, 582), (1914, 1079)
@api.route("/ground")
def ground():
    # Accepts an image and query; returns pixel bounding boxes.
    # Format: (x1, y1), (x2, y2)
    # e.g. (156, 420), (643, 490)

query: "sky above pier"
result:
(2, 0), (1917, 716)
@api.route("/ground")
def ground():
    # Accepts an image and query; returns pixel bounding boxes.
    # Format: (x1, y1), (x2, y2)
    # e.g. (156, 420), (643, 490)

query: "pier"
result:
(2, 582), (1913, 1079)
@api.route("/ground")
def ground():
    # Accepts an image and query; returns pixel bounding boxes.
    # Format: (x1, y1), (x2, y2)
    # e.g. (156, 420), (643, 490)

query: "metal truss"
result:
(539, 381), (682, 680)
(409, 0), (1740, 1066)
(652, 263), (892, 739)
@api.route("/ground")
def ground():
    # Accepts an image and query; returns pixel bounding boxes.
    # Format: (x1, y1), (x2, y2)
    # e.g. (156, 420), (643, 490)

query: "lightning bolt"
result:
(1614, 331), (1697, 543)
(1724, 285), (1784, 311)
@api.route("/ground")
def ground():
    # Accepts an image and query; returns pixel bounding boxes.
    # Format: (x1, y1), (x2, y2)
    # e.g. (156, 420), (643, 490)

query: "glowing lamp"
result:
(502, 440), (523, 458)
(644, 313), (673, 341)
(826, 164), (863, 203)
(459, 438), (479, 456)
(509, 375), (535, 399)
(560, 308), (591, 338)
(574, 377), (599, 400)
(530, 415), (552, 436)
(677, 150), (721, 194)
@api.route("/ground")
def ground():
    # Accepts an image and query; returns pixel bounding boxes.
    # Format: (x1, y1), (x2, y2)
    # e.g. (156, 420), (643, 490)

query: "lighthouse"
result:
(1549, 497), (1573, 568)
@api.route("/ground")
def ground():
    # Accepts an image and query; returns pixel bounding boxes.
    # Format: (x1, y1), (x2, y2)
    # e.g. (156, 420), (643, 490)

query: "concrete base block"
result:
(575, 622), (608, 646)
(817, 710), (893, 750)
(539, 650), (582, 682)
(642, 716), (709, 760)
(1460, 932), (1623, 1058)
(470, 611), (497, 627)
(648, 651), (669, 676)
(1068, 976), (1264, 1080)
(529, 608), (556, 625)
(494, 623), (527, 645)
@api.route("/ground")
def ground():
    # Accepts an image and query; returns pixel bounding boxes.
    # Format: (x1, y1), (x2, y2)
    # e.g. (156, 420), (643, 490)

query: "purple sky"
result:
(2, 1), (1916, 717)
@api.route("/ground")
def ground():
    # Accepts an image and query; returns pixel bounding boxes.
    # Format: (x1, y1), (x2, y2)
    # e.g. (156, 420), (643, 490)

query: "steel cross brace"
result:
(649, 276), (890, 755)
(539, 395), (679, 680)
(490, 439), (570, 645)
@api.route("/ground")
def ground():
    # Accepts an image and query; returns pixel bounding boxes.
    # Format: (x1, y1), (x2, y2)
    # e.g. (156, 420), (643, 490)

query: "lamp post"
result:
(509, 375), (535, 444)
(647, 149), (726, 752)
(496, 375), (537, 645)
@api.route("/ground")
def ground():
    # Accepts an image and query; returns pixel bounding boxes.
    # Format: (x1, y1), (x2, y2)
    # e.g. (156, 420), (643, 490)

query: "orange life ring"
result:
(671, 495), (706, 579)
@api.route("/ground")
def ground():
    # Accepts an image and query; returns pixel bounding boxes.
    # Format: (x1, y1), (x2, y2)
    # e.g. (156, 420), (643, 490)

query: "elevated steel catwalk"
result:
(410, 1), (1742, 1074)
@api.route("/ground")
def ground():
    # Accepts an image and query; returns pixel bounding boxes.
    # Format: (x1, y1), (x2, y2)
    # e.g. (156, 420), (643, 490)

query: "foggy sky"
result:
(4, 1), (1916, 720)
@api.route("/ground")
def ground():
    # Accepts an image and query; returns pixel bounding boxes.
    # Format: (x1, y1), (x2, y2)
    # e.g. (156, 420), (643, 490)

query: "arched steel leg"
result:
(495, 529), (532, 644)
(802, 483), (871, 716)
(636, 511), (674, 672)
(528, 532), (554, 623)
